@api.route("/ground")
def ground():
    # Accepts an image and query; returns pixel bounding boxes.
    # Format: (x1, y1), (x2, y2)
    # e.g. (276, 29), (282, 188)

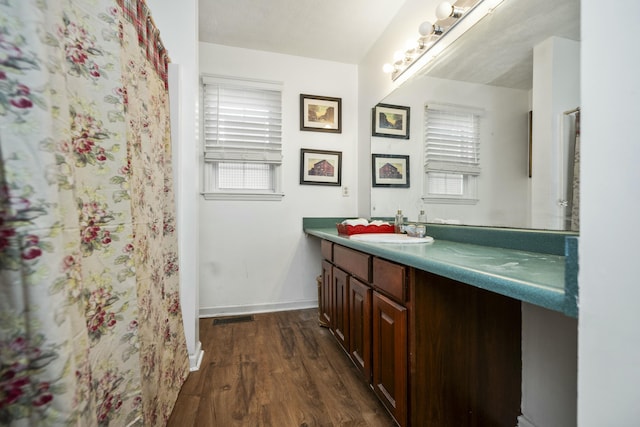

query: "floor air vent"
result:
(213, 315), (254, 325)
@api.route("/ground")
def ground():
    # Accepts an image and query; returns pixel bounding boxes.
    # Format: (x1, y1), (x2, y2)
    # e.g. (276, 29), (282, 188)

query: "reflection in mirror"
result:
(370, 0), (580, 231)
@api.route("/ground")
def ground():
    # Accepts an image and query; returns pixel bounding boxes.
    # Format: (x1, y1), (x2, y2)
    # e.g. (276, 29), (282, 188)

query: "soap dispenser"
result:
(394, 209), (404, 233)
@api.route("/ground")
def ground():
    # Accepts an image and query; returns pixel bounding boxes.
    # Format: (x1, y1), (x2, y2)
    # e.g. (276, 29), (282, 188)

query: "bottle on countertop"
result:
(418, 209), (427, 223)
(394, 209), (404, 233)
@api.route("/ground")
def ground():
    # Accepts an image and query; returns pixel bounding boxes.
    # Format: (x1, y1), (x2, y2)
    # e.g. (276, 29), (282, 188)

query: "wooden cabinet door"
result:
(349, 277), (372, 381)
(332, 266), (349, 352)
(320, 260), (332, 328)
(372, 291), (407, 427)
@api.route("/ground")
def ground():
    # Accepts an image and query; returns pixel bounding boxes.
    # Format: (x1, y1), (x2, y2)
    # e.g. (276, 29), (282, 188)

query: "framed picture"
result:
(372, 103), (410, 139)
(300, 94), (342, 133)
(372, 154), (410, 188)
(300, 149), (342, 186)
(528, 110), (533, 178)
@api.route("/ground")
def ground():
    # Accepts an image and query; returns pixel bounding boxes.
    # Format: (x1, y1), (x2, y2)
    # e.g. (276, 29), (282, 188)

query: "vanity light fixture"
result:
(383, 0), (507, 85)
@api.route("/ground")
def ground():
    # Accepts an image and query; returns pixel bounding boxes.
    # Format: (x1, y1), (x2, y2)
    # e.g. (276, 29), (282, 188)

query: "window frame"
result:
(201, 75), (284, 201)
(422, 103), (482, 205)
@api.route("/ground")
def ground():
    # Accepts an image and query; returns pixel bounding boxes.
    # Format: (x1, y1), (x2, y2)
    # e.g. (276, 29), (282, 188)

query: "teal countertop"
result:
(303, 218), (579, 318)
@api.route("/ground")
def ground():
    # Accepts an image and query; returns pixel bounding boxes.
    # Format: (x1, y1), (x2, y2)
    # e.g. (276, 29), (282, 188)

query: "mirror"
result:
(370, 0), (580, 231)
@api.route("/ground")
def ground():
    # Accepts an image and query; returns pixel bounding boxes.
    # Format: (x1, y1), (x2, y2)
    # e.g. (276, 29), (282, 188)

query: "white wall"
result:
(578, 0), (640, 424)
(147, 0), (203, 370)
(530, 37), (580, 230)
(198, 42), (359, 316)
(520, 304), (577, 427)
(371, 76), (530, 226)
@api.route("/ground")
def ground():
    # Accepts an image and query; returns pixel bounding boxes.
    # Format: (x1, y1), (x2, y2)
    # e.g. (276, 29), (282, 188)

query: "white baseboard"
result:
(188, 340), (204, 371)
(199, 299), (317, 318)
(517, 415), (537, 427)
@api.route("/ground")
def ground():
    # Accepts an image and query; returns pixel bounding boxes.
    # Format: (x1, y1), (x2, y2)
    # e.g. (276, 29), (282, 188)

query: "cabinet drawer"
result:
(321, 239), (333, 261)
(373, 257), (407, 303)
(334, 245), (371, 282)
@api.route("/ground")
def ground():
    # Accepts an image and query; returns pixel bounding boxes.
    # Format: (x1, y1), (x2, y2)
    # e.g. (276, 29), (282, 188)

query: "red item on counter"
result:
(336, 223), (395, 235)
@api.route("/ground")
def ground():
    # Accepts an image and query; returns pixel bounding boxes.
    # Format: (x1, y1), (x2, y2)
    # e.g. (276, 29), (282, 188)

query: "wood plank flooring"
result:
(167, 308), (396, 427)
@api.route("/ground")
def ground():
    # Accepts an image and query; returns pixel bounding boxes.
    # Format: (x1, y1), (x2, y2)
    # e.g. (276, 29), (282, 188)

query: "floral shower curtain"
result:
(0, 0), (189, 425)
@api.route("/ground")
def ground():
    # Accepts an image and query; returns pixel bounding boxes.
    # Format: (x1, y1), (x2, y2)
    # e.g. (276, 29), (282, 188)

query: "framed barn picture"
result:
(372, 153), (410, 187)
(300, 149), (342, 186)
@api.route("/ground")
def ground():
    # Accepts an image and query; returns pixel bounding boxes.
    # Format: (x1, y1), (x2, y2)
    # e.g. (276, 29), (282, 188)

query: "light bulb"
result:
(382, 63), (394, 73)
(393, 50), (404, 63)
(405, 39), (418, 53)
(418, 21), (433, 36)
(435, 2), (453, 20)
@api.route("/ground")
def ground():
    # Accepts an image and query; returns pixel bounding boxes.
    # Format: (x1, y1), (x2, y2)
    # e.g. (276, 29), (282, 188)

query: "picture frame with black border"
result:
(372, 103), (410, 139)
(300, 94), (342, 133)
(528, 110), (533, 178)
(300, 149), (342, 186)
(372, 153), (410, 188)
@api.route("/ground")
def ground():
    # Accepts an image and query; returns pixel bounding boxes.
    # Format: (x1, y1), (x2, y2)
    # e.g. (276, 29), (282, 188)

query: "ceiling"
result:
(417, 0), (580, 90)
(198, 0), (406, 64)
(197, 0), (580, 91)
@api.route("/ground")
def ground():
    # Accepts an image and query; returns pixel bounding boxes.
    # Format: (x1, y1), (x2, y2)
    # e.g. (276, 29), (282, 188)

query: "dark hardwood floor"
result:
(167, 308), (396, 427)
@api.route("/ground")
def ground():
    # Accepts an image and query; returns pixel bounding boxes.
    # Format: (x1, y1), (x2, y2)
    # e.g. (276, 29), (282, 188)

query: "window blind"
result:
(424, 104), (481, 175)
(202, 76), (282, 163)
(201, 76), (283, 199)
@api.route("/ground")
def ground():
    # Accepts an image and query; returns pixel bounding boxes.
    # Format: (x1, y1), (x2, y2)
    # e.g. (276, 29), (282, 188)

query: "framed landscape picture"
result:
(300, 149), (342, 186)
(372, 103), (410, 139)
(300, 94), (342, 133)
(372, 153), (410, 187)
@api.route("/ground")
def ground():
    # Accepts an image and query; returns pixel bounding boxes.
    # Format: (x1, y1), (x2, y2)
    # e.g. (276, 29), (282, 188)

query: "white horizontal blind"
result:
(424, 104), (481, 175)
(203, 76), (282, 158)
(423, 104), (481, 202)
(201, 76), (283, 197)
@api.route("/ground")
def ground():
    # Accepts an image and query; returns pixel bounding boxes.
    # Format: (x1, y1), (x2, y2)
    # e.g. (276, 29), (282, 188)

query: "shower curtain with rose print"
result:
(0, 0), (189, 425)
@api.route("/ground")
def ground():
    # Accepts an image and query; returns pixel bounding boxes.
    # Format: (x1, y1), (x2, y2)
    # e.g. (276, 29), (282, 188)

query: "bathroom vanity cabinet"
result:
(320, 239), (522, 427)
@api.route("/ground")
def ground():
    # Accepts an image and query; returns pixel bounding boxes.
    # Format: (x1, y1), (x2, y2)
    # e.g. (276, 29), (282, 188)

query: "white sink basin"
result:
(349, 233), (434, 244)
